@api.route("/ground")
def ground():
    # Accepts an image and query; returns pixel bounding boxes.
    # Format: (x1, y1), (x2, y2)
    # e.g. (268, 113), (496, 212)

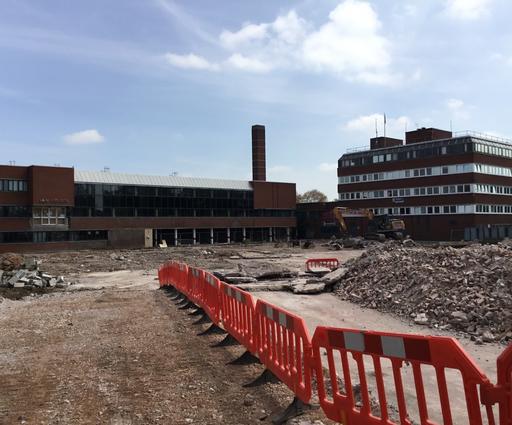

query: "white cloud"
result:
(302, 0), (391, 79)
(226, 53), (273, 73)
(164, 53), (219, 71)
(444, 0), (492, 20)
(345, 113), (412, 138)
(318, 162), (338, 172)
(63, 129), (105, 145)
(210, 1), (398, 84)
(220, 23), (268, 49)
(271, 10), (308, 44)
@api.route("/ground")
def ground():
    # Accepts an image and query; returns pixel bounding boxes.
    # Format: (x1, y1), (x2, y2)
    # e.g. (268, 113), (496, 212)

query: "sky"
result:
(1, 0), (512, 200)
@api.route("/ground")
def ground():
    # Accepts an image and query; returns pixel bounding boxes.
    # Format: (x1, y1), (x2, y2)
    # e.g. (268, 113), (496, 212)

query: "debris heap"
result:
(0, 253), (71, 289)
(335, 241), (512, 343)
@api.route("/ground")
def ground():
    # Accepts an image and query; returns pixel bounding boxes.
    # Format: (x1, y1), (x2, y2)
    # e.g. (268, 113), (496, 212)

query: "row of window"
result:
(71, 207), (294, 218)
(340, 138), (512, 169)
(0, 230), (107, 244)
(0, 179), (28, 192)
(474, 142), (512, 158)
(0, 206), (31, 217)
(340, 139), (472, 167)
(368, 204), (512, 216)
(338, 163), (512, 185)
(75, 184), (250, 199)
(339, 184), (472, 200)
(339, 182), (512, 200)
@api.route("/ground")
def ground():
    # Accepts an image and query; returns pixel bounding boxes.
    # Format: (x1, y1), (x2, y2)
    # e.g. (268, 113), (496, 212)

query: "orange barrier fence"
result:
(202, 271), (222, 326)
(158, 262), (511, 424)
(255, 299), (313, 404)
(187, 266), (204, 306)
(312, 326), (498, 425)
(305, 258), (339, 272)
(219, 281), (257, 353)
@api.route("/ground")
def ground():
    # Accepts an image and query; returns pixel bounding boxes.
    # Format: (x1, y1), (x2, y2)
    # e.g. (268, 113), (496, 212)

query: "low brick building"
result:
(0, 125), (296, 252)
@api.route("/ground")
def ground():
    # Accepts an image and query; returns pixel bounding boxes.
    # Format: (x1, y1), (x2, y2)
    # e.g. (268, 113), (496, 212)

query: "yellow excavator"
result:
(333, 207), (406, 241)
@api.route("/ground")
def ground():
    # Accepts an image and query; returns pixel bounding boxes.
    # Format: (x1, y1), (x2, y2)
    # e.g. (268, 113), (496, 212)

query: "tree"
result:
(296, 189), (328, 203)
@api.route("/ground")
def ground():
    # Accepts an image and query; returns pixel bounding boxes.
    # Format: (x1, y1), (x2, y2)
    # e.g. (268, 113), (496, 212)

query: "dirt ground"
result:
(0, 285), (333, 425)
(0, 244), (349, 425)
(1, 243), (504, 424)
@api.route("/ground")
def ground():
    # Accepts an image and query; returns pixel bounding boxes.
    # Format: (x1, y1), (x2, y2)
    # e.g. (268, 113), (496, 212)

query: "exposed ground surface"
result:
(0, 282), (333, 425)
(0, 245), (349, 425)
(0, 243), (508, 424)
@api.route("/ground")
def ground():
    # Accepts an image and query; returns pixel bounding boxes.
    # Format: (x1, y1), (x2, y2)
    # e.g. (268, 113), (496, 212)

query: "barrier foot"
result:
(178, 301), (195, 310)
(270, 397), (311, 425)
(227, 350), (260, 366)
(243, 369), (279, 388)
(192, 314), (212, 325)
(197, 324), (226, 336)
(167, 287), (177, 295)
(188, 308), (205, 316)
(176, 297), (190, 306)
(211, 333), (239, 348)
(170, 293), (184, 301)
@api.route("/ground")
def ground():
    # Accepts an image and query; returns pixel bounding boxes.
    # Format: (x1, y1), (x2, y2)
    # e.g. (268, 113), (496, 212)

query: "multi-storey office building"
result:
(0, 125), (296, 252)
(334, 127), (512, 240)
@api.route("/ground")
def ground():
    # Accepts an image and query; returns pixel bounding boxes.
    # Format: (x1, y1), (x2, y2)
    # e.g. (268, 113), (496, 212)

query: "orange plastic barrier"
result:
(255, 300), (313, 404)
(486, 344), (512, 425)
(312, 326), (496, 425)
(305, 258), (339, 272)
(187, 266), (204, 305)
(175, 262), (189, 295)
(219, 281), (258, 353)
(202, 271), (222, 325)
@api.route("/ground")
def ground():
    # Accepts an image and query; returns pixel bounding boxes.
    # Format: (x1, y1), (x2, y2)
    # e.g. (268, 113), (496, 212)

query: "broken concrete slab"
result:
(236, 281), (293, 292)
(8, 270), (27, 286)
(320, 267), (348, 287)
(292, 281), (326, 294)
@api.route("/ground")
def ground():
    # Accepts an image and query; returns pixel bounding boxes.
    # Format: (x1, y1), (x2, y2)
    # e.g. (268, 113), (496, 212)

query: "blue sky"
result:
(1, 0), (512, 199)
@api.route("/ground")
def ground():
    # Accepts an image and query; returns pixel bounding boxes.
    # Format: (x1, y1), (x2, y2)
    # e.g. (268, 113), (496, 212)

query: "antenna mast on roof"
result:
(383, 113), (387, 139)
(375, 117), (378, 137)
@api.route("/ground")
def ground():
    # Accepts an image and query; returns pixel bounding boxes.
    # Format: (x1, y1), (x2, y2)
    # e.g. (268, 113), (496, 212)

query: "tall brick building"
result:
(334, 128), (512, 240)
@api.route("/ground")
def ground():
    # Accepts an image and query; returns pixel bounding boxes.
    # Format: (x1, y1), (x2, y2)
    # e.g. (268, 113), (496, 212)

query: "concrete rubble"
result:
(334, 240), (512, 343)
(214, 264), (338, 295)
(0, 253), (72, 290)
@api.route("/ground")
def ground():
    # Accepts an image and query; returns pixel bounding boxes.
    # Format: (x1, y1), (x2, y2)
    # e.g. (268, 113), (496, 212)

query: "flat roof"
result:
(74, 170), (253, 191)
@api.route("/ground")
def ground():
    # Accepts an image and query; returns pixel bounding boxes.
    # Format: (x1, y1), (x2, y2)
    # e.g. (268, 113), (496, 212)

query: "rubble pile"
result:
(335, 241), (512, 343)
(0, 254), (71, 290)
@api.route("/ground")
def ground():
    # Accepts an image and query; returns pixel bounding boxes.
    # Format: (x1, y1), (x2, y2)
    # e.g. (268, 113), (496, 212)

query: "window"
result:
(405, 170), (411, 178)
(442, 166), (449, 174)
(414, 169), (419, 177)
(419, 169), (426, 176)
(464, 185), (470, 193)
(427, 206), (433, 214)
(427, 187), (433, 195)
(434, 206), (440, 214)
(426, 168), (432, 176)
(443, 186), (449, 194)
(433, 187), (440, 194)
(443, 206), (450, 214)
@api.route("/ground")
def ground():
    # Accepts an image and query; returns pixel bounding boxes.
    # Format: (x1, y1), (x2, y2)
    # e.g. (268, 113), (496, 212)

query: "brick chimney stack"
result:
(252, 125), (266, 181)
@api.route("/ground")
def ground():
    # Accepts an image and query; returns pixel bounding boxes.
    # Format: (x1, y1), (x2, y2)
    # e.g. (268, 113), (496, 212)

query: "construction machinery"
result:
(333, 207), (406, 241)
